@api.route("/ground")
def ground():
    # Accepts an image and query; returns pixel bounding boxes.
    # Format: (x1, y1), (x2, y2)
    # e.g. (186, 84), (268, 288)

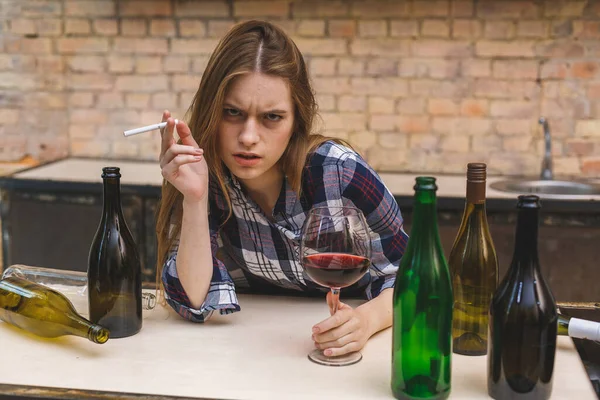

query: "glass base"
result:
(307, 349), (362, 366)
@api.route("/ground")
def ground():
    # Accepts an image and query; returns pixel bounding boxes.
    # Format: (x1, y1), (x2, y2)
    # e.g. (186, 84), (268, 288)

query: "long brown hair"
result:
(155, 20), (346, 291)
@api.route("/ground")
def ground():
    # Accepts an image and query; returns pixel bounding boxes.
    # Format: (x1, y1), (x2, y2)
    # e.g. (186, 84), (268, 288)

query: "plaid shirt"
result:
(162, 141), (409, 322)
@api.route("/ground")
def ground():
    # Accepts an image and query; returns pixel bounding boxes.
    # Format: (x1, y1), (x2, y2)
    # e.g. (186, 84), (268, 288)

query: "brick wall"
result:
(2, 0), (600, 177)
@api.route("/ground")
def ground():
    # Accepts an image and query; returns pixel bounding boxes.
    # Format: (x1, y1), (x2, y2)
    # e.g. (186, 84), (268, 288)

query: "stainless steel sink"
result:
(490, 179), (600, 197)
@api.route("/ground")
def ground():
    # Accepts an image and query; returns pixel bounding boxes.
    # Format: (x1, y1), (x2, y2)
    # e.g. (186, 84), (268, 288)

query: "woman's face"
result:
(218, 72), (295, 187)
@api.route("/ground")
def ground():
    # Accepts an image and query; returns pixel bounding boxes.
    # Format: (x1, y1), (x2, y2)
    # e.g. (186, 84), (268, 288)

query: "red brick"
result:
(121, 19), (147, 36)
(97, 93), (125, 109)
(66, 74), (113, 90)
(65, 19), (91, 35)
(492, 60), (539, 79)
(207, 20), (236, 38)
(476, 40), (535, 58)
(397, 98), (425, 115)
(410, 134), (440, 151)
(316, 94), (335, 111)
(410, 79), (469, 97)
(172, 75), (202, 91)
(0, 136), (27, 161)
(108, 56), (134, 73)
(351, 1), (410, 17)
(37, 19), (62, 36)
(565, 139), (596, 157)
(573, 21), (600, 39)
(119, 1), (172, 16)
(412, 39), (471, 58)
(174, 1), (229, 17)
(428, 98), (458, 116)
(310, 58), (336, 76)
(412, 1), (449, 17)
(321, 112), (366, 130)
(294, 38), (347, 55)
(351, 77), (408, 96)
(24, 92), (66, 109)
(93, 20), (118, 36)
(551, 20), (573, 38)
(540, 61), (568, 79)
(150, 20), (176, 37)
(18, 38), (53, 54)
(588, 83), (600, 99)
(67, 56), (105, 72)
(114, 38), (168, 54)
(476, 1), (539, 19)
(10, 19), (36, 35)
(575, 120), (600, 137)
(171, 39), (220, 55)
(535, 40), (584, 57)
(65, 1), (116, 16)
(136, 57), (162, 74)
(115, 75), (168, 92)
(68, 124), (96, 139)
(399, 58), (460, 79)
(57, 38), (109, 54)
(68, 93), (94, 108)
(460, 59), (491, 77)
(329, 20), (356, 38)
(544, 1), (586, 17)
(126, 94), (150, 109)
(581, 158), (600, 175)
(20, 1), (62, 17)
(421, 20), (450, 38)
(293, 2), (349, 17)
(0, 109), (19, 124)
(369, 97), (395, 114)
(397, 116), (429, 133)
(452, 1), (473, 17)
(570, 62), (599, 79)
(461, 99), (488, 117)
(390, 20), (418, 37)
(297, 20), (326, 37)
(337, 58), (364, 76)
(452, 20), (482, 39)
(234, 1), (289, 17)
(517, 21), (548, 38)
(338, 96), (367, 112)
(152, 93), (178, 109)
(491, 101), (537, 117)
(358, 21), (387, 38)
(484, 21), (515, 39)
(366, 59), (397, 77)
(70, 109), (108, 124)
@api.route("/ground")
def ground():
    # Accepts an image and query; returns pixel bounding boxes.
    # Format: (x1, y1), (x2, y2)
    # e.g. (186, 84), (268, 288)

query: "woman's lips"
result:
(233, 154), (261, 167)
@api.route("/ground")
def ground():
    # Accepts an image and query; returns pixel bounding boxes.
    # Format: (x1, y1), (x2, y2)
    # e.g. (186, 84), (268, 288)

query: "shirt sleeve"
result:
(161, 206), (241, 323)
(338, 152), (408, 299)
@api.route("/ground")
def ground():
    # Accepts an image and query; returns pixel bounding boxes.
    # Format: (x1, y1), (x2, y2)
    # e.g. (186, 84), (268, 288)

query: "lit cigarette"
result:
(123, 119), (179, 137)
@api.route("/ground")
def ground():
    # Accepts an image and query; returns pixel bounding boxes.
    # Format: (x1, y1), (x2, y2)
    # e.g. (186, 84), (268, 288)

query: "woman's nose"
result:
(238, 118), (259, 147)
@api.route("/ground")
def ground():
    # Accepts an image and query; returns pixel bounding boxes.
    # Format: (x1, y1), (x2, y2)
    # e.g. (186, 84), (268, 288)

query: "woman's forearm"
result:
(175, 198), (214, 309)
(356, 288), (394, 338)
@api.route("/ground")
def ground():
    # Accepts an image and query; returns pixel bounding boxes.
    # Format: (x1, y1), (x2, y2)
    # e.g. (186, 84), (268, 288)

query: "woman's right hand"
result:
(159, 110), (209, 203)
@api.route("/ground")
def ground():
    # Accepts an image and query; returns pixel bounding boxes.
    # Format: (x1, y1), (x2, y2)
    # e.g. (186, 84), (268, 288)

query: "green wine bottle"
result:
(0, 276), (109, 343)
(488, 195), (557, 400)
(392, 177), (453, 400)
(450, 163), (498, 356)
(88, 167), (142, 338)
(557, 314), (600, 341)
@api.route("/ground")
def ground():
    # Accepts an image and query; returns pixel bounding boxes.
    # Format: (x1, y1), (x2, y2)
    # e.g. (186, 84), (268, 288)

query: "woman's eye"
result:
(224, 108), (240, 116)
(265, 113), (282, 121)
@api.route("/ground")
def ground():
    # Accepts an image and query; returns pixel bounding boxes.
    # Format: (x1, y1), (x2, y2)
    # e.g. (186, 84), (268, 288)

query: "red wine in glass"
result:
(303, 253), (370, 288)
(300, 206), (372, 367)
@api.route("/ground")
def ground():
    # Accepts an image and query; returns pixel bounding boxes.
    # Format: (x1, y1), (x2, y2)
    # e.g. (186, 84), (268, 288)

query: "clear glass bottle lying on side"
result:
(0, 276), (110, 344)
(1, 264), (156, 313)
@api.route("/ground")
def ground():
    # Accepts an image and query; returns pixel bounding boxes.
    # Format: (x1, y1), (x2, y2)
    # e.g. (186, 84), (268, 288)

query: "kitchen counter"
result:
(0, 292), (596, 400)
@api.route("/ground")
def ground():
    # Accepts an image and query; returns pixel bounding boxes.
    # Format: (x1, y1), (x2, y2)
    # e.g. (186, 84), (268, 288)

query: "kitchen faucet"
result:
(539, 117), (553, 180)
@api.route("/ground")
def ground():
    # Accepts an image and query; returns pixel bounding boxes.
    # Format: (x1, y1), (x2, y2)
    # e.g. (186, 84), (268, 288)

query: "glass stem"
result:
(330, 288), (340, 315)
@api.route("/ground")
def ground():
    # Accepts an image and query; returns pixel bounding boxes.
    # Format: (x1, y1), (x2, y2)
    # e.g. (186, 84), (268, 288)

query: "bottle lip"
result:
(517, 194), (541, 209)
(90, 325), (110, 344)
(102, 166), (121, 179)
(414, 176), (437, 191)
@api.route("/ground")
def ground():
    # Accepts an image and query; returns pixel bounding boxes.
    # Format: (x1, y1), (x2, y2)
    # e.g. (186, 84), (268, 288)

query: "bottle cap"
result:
(467, 163), (486, 182)
(517, 194), (541, 209)
(102, 167), (121, 179)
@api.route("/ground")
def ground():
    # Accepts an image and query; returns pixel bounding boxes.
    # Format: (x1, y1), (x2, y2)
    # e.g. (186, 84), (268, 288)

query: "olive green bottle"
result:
(88, 167), (142, 338)
(0, 276), (109, 344)
(557, 314), (600, 340)
(449, 163), (498, 355)
(392, 177), (453, 400)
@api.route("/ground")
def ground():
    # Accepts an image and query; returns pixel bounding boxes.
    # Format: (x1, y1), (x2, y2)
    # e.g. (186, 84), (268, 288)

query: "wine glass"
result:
(300, 206), (372, 366)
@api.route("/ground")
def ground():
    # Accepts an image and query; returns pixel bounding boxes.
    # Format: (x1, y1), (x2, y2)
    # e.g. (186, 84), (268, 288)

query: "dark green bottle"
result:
(488, 195), (557, 399)
(392, 177), (453, 400)
(88, 167), (142, 338)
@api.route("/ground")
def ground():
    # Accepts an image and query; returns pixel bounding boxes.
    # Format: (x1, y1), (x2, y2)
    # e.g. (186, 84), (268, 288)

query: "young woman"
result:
(156, 20), (408, 358)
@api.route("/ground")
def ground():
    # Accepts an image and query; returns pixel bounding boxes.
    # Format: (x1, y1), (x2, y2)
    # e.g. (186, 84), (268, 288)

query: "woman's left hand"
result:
(311, 293), (372, 357)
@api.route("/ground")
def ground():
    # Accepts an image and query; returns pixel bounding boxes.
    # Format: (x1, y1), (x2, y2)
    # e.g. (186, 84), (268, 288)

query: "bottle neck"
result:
(102, 177), (122, 218)
(466, 180), (486, 205)
(511, 208), (540, 268)
(411, 189), (440, 240)
(66, 314), (110, 344)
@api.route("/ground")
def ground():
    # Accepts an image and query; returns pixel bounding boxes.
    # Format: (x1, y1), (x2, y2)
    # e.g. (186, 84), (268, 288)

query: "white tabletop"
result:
(8, 157), (600, 202)
(0, 293), (596, 400)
